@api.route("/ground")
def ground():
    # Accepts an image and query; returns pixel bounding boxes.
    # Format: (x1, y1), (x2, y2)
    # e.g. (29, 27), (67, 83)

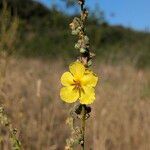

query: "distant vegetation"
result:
(0, 0), (150, 68)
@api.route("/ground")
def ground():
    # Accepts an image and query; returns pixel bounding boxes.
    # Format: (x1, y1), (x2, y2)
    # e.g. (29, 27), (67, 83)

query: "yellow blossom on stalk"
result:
(60, 61), (98, 104)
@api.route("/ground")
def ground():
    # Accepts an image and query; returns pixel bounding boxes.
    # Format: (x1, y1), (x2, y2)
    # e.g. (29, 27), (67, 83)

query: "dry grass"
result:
(0, 58), (150, 150)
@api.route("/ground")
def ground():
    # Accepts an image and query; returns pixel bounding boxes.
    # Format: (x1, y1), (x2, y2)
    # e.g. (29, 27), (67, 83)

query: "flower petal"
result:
(60, 86), (79, 103)
(61, 72), (74, 86)
(81, 71), (98, 87)
(69, 61), (85, 79)
(79, 86), (95, 104)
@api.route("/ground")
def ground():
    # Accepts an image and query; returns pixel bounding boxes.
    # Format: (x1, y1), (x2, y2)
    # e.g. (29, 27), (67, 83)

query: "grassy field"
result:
(0, 58), (149, 150)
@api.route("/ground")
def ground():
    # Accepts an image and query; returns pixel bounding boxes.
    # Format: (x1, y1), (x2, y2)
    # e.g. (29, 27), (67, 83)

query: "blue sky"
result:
(37, 0), (150, 31)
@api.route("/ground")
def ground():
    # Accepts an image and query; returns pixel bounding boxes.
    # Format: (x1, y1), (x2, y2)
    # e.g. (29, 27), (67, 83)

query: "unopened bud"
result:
(87, 59), (92, 67)
(80, 48), (86, 53)
(75, 43), (80, 49)
(72, 30), (78, 35)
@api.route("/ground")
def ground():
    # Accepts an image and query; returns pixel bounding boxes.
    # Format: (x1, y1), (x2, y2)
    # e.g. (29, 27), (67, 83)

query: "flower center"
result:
(73, 80), (82, 90)
(72, 80), (85, 97)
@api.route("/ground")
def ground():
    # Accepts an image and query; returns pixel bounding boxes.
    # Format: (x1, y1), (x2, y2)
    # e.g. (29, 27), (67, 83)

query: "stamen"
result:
(72, 80), (85, 97)
(72, 80), (81, 90)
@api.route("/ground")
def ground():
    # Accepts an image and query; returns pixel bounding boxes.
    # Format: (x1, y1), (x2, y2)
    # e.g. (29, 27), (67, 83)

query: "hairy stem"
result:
(81, 105), (86, 150)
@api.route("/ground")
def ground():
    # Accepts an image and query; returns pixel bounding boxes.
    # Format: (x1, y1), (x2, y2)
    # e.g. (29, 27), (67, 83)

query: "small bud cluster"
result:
(65, 104), (91, 150)
(65, 117), (82, 150)
(65, 0), (96, 149)
(69, 0), (95, 67)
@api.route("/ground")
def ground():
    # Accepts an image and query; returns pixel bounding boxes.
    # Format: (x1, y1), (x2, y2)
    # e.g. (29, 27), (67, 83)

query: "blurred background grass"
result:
(0, 0), (150, 150)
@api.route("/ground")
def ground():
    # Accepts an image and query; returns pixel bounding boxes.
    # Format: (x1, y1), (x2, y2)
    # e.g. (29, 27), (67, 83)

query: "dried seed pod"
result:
(74, 104), (82, 115)
(85, 106), (91, 114)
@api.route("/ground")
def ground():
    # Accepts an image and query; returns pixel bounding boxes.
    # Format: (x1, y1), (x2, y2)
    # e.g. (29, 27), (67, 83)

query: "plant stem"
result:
(81, 105), (86, 150)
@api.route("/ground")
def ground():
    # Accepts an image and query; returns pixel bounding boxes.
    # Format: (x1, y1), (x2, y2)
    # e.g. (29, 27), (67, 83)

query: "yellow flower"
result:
(60, 61), (98, 104)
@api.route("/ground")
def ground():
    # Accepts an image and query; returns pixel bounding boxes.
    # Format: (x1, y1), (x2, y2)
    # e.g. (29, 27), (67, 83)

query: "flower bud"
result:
(84, 36), (89, 44)
(87, 59), (92, 67)
(71, 30), (78, 35)
(80, 48), (86, 53)
(75, 43), (80, 49)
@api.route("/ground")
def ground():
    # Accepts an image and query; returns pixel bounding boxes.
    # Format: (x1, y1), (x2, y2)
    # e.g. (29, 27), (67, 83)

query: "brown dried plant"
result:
(0, 1), (21, 149)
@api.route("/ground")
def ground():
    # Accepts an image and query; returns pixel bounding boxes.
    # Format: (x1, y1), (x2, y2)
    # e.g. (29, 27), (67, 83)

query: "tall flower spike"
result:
(60, 0), (99, 149)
